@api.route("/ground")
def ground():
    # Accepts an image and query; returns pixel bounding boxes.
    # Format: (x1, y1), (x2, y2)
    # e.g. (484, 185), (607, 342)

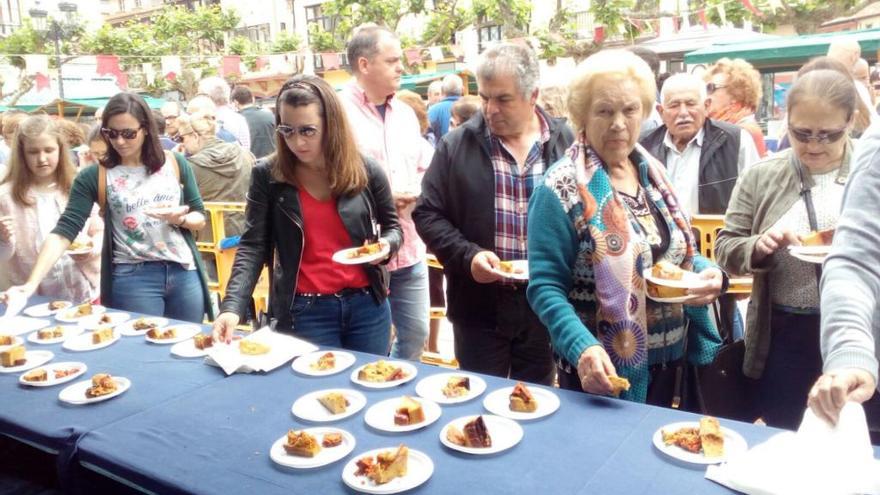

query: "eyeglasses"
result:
(164, 115), (178, 121)
(787, 126), (848, 144)
(706, 83), (727, 94)
(172, 132), (194, 144)
(276, 124), (319, 139)
(101, 127), (142, 140)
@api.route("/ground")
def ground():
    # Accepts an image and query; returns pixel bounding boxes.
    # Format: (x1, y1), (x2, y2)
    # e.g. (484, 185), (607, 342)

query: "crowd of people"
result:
(0, 26), (877, 437)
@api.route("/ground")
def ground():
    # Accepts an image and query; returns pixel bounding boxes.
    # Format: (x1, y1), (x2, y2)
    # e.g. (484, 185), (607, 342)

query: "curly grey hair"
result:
(475, 43), (540, 99)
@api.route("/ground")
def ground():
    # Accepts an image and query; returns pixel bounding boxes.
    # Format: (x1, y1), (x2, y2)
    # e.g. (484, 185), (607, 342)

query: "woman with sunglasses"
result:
(3, 92), (213, 323)
(212, 75), (401, 354)
(716, 68), (857, 431)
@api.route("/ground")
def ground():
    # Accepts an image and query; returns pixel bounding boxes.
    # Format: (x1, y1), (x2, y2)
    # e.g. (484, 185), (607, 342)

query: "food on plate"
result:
(646, 261), (690, 299)
(0, 335), (14, 346)
(347, 242), (383, 258)
(48, 301), (70, 311)
(358, 360), (407, 382)
(800, 228), (834, 247)
(98, 314), (112, 324)
(239, 340), (270, 355)
(146, 327), (177, 340)
(322, 432), (343, 448)
(73, 303), (93, 318)
(1, 345), (26, 367)
(509, 381), (538, 413)
(91, 327), (114, 344)
(609, 375), (631, 396)
(318, 392), (349, 414)
(23, 368), (47, 382)
(283, 430), (321, 457)
(37, 326), (65, 340)
(53, 367), (80, 379)
(67, 240), (92, 251)
(85, 373), (117, 398)
(131, 318), (159, 331)
(393, 396), (425, 426)
(441, 376), (471, 398)
(193, 334), (213, 350)
(447, 415), (492, 448)
(662, 416), (726, 457)
(652, 260), (684, 280)
(498, 261), (524, 275)
(310, 352), (336, 371)
(355, 444), (409, 485)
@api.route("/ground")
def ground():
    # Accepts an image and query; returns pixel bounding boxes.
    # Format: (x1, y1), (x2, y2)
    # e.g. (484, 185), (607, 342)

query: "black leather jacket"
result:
(220, 157), (402, 331)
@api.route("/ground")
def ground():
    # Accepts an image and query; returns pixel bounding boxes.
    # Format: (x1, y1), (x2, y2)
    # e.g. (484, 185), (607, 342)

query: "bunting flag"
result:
(594, 25), (606, 43)
(96, 54), (127, 89)
(429, 46), (444, 61)
(161, 55), (181, 81)
(404, 48), (422, 65)
(321, 52), (340, 70)
(221, 55), (242, 77)
(142, 62), (156, 85)
(741, 0), (764, 17)
(34, 73), (50, 91)
(698, 8), (709, 30)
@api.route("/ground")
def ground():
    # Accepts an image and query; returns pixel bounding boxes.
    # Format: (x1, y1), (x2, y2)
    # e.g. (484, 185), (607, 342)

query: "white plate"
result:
(414, 372), (487, 405)
(291, 350), (357, 376)
(117, 317), (170, 336)
(482, 385), (560, 421)
(363, 397), (442, 433)
(490, 260), (529, 281)
(55, 305), (106, 323)
(342, 447), (433, 494)
(0, 317), (51, 336)
(789, 250), (826, 264)
(646, 294), (701, 304)
(291, 389), (367, 423)
(0, 350), (54, 373)
(652, 421), (748, 465)
(78, 312), (131, 330)
(788, 245), (832, 256)
(0, 336), (24, 351)
(350, 361), (417, 389)
(18, 361), (87, 387)
(144, 324), (201, 344)
(170, 337), (212, 358)
(642, 267), (704, 289)
(58, 376), (131, 405)
(27, 325), (83, 345)
(65, 246), (93, 256)
(439, 415), (524, 455)
(62, 330), (120, 352)
(24, 301), (72, 317)
(332, 244), (391, 265)
(269, 427), (355, 469)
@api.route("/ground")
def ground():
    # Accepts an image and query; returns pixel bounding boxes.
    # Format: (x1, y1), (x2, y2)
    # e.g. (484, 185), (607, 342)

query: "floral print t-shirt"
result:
(106, 161), (195, 269)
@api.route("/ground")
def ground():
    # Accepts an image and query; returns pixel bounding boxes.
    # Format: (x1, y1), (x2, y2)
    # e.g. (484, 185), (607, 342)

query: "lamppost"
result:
(28, 1), (78, 102)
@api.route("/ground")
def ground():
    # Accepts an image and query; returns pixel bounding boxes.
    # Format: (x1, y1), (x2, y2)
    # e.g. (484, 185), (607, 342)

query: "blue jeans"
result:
(388, 261), (430, 360)
(290, 289), (391, 355)
(110, 261), (205, 323)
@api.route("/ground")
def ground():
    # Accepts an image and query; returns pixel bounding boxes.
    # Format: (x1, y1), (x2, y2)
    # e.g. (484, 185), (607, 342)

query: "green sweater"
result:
(52, 154), (214, 319)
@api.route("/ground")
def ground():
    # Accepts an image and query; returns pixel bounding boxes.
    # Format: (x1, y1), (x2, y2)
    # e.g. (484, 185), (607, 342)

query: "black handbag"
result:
(693, 338), (760, 422)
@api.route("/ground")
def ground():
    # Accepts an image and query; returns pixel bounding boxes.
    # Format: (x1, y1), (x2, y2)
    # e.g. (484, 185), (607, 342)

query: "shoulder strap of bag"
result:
(794, 161), (823, 287)
(97, 165), (107, 217)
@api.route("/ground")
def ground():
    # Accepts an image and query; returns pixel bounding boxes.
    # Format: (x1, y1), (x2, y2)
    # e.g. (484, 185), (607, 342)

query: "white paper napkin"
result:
(205, 327), (318, 375)
(706, 402), (880, 495)
(1, 291), (27, 319)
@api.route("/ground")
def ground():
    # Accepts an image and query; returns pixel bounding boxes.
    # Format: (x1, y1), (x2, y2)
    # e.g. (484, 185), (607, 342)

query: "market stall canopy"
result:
(639, 25), (777, 58)
(9, 96), (166, 117)
(685, 27), (880, 71)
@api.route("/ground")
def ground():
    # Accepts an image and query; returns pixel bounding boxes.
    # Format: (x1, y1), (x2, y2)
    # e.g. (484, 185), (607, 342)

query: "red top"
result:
(295, 188), (370, 294)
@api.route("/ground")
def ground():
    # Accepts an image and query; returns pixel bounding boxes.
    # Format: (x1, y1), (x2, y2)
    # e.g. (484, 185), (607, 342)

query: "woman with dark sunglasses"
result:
(716, 67), (857, 431)
(3, 92), (213, 323)
(212, 75), (401, 354)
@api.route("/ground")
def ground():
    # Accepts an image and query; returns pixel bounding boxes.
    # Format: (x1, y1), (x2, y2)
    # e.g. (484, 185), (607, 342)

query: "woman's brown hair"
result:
(797, 56), (866, 133)
(395, 89), (429, 135)
(2, 115), (77, 206)
(100, 92), (166, 174)
(272, 75), (366, 197)
(706, 58), (763, 110)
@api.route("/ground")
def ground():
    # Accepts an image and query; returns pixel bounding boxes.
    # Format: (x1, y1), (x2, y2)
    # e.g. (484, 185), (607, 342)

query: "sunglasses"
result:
(276, 124), (319, 138)
(101, 127), (142, 140)
(172, 132), (193, 144)
(788, 126), (848, 145)
(706, 83), (726, 94)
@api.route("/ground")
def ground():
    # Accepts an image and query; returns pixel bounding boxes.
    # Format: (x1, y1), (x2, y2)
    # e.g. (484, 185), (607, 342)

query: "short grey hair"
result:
(347, 24), (397, 74)
(660, 73), (707, 104)
(427, 80), (443, 96)
(475, 43), (540, 98)
(198, 76), (231, 106)
(441, 74), (463, 96)
(186, 94), (217, 117)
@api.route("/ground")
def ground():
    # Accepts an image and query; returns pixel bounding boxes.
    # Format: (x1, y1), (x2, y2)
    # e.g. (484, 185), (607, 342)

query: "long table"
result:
(2, 299), (874, 494)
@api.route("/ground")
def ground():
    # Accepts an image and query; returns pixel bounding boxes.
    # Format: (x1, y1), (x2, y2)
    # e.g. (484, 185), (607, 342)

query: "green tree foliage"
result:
(470, 0), (532, 38)
(420, 0), (473, 46)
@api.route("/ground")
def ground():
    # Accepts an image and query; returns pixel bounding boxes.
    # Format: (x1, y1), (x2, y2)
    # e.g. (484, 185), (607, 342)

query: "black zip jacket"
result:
(220, 156), (402, 331)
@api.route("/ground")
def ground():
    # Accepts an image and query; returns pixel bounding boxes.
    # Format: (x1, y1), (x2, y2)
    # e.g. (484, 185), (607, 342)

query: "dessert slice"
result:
(0, 334), (14, 346)
(318, 392), (349, 415)
(652, 260), (684, 280)
(1, 345), (26, 367)
(699, 416), (725, 458)
(98, 314), (112, 324)
(23, 368), (47, 382)
(283, 430), (321, 457)
(369, 444), (408, 485)
(37, 326), (65, 340)
(801, 228), (835, 246)
(91, 327), (114, 344)
(393, 396), (425, 426)
(609, 375), (631, 396)
(348, 242), (382, 258)
(509, 382), (538, 413)
(132, 318), (158, 331)
(322, 432), (343, 448)
(310, 352), (336, 371)
(53, 367), (80, 379)
(239, 340), (270, 355)
(662, 426), (701, 453)
(74, 303), (93, 317)
(85, 373), (117, 398)
(358, 360), (406, 382)
(458, 415), (492, 448)
(441, 376), (470, 398)
(48, 301), (70, 311)
(193, 334), (213, 350)
(146, 327), (177, 340)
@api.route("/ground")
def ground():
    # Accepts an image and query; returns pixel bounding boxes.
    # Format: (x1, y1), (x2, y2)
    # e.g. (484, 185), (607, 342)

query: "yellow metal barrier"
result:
(691, 214), (752, 295)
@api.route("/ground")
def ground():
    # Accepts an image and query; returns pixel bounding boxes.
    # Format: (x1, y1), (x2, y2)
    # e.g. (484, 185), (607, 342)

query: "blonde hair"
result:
(395, 90), (429, 135)
(705, 58), (763, 111)
(2, 115), (76, 206)
(567, 49), (656, 133)
(175, 111), (217, 139)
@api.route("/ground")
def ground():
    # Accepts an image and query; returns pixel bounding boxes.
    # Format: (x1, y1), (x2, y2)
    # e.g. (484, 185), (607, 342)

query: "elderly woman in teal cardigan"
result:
(527, 50), (725, 404)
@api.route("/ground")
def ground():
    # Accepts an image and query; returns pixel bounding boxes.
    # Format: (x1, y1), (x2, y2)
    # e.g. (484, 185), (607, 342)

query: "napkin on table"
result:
(205, 327), (318, 375)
